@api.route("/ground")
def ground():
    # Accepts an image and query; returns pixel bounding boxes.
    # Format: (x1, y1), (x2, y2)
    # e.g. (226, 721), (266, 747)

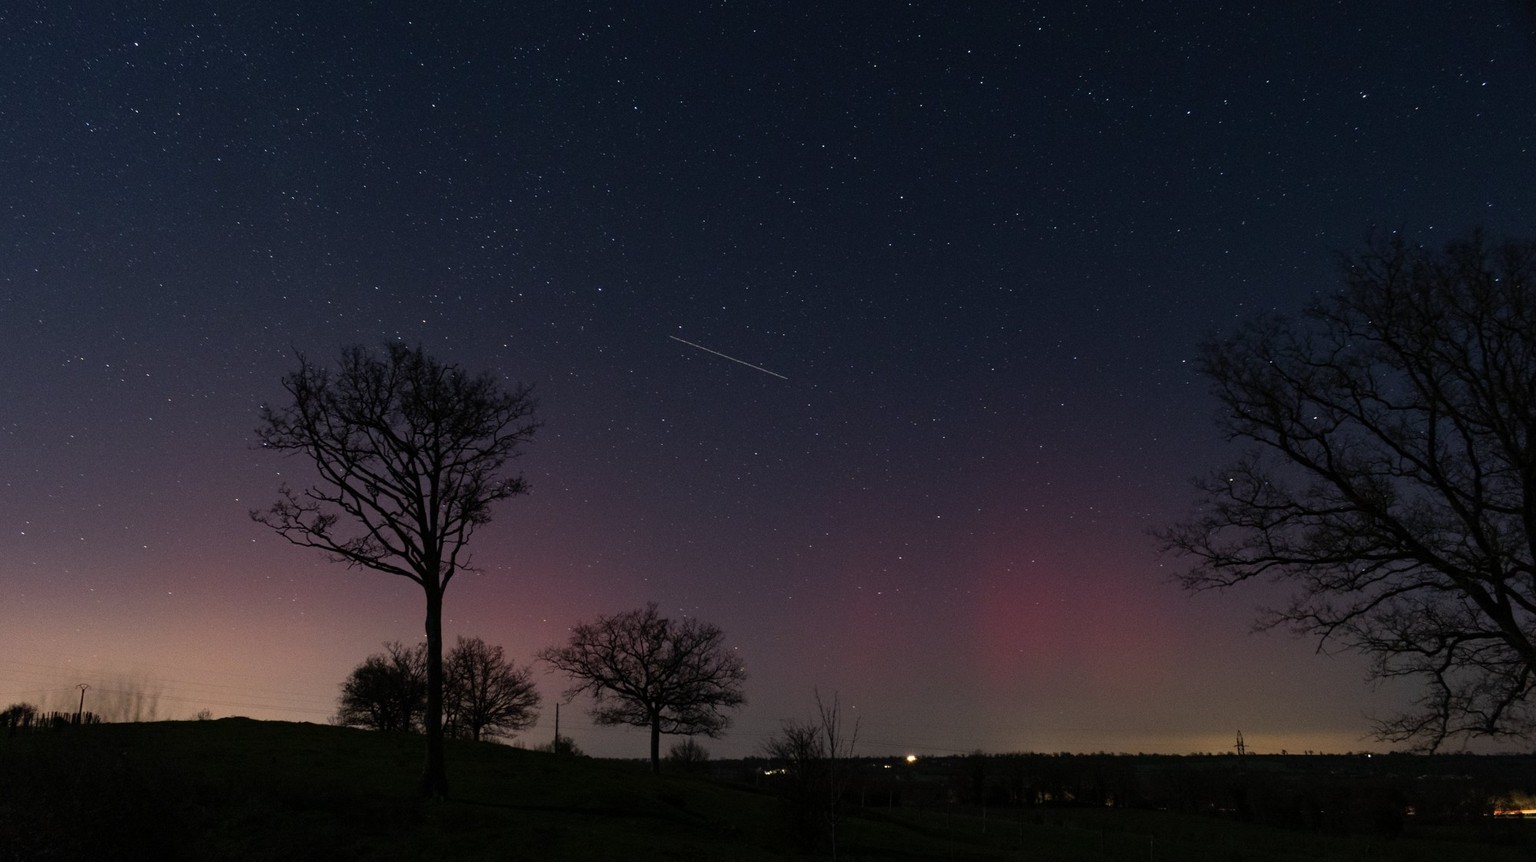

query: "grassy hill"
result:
(2, 719), (1532, 861)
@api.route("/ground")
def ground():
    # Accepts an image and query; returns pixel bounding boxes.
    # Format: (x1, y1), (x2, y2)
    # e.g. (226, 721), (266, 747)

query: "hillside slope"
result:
(3, 719), (1532, 861)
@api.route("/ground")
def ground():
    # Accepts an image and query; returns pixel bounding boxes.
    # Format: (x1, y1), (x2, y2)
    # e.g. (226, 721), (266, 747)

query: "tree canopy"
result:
(443, 636), (540, 742)
(540, 603), (746, 773)
(255, 343), (538, 796)
(337, 637), (539, 742)
(1162, 231), (1536, 750)
(336, 641), (426, 733)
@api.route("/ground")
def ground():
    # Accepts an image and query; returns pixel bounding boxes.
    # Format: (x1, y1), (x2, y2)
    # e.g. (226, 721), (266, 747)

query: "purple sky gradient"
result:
(3, 2), (1534, 758)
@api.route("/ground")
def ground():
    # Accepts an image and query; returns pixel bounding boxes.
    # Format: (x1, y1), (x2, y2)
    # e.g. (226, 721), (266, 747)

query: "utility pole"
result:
(554, 702), (560, 752)
(1234, 730), (1246, 757)
(75, 683), (90, 726)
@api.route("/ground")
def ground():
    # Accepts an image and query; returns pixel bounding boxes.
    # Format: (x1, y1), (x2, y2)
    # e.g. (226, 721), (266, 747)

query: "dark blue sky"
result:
(3, 2), (1534, 757)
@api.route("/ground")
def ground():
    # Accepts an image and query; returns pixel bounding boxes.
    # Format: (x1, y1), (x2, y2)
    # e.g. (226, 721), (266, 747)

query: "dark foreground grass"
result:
(0, 718), (782, 862)
(2, 719), (1532, 861)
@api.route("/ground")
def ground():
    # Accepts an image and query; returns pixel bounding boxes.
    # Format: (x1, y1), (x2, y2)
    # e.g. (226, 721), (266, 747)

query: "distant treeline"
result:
(731, 751), (1536, 839)
(2, 703), (102, 734)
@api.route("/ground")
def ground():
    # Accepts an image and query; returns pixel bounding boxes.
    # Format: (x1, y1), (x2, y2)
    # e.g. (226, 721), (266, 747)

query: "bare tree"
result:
(336, 638), (539, 741)
(762, 690), (860, 856)
(2, 703), (39, 735)
(76, 673), (164, 723)
(1161, 231), (1536, 750)
(443, 636), (540, 742)
(763, 714), (826, 848)
(813, 689), (859, 851)
(666, 737), (711, 772)
(539, 603), (746, 774)
(254, 343), (539, 796)
(336, 641), (427, 733)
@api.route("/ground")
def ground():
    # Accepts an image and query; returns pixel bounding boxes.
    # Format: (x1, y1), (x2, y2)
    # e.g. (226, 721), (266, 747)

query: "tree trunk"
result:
(649, 717), (662, 775)
(419, 584), (450, 798)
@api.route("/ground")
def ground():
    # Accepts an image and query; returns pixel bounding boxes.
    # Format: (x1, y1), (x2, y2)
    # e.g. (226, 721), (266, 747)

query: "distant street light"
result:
(75, 683), (89, 725)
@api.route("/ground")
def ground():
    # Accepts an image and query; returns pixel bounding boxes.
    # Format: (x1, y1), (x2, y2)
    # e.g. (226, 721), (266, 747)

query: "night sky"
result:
(5, 2), (1536, 759)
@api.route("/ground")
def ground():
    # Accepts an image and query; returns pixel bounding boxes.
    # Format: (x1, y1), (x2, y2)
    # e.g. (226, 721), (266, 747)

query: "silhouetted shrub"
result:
(667, 738), (711, 773)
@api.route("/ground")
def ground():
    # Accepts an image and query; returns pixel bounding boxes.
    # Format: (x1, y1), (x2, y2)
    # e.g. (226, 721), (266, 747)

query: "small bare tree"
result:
(539, 603), (746, 774)
(762, 690), (860, 856)
(443, 636), (540, 742)
(666, 737), (711, 772)
(91, 673), (164, 723)
(336, 641), (427, 732)
(254, 343), (539, 796)
(1162, 231), (1536, 750)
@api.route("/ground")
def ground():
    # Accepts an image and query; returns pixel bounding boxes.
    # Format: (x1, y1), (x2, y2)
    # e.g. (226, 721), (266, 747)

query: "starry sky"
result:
(4, 2), (1536, 759)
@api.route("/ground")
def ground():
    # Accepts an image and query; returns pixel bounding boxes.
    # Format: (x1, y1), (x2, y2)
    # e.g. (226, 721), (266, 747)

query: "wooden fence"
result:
(2, 708), (102, 735)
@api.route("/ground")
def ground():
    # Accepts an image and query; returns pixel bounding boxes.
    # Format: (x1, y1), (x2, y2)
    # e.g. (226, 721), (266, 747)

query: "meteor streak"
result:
(668, 335), (788, 380)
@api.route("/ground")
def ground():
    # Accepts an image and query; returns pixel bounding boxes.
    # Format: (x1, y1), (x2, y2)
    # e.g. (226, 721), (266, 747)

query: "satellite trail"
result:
(668, 335), (788, 380)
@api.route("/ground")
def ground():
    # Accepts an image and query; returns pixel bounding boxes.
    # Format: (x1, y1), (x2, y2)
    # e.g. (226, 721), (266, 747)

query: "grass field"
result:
(2, 719), (1532, 860)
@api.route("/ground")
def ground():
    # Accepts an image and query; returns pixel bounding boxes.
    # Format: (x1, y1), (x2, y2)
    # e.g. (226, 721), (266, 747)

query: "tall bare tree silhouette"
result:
(1163, 232), (1536, 750)
(255, 344), (538, 796)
